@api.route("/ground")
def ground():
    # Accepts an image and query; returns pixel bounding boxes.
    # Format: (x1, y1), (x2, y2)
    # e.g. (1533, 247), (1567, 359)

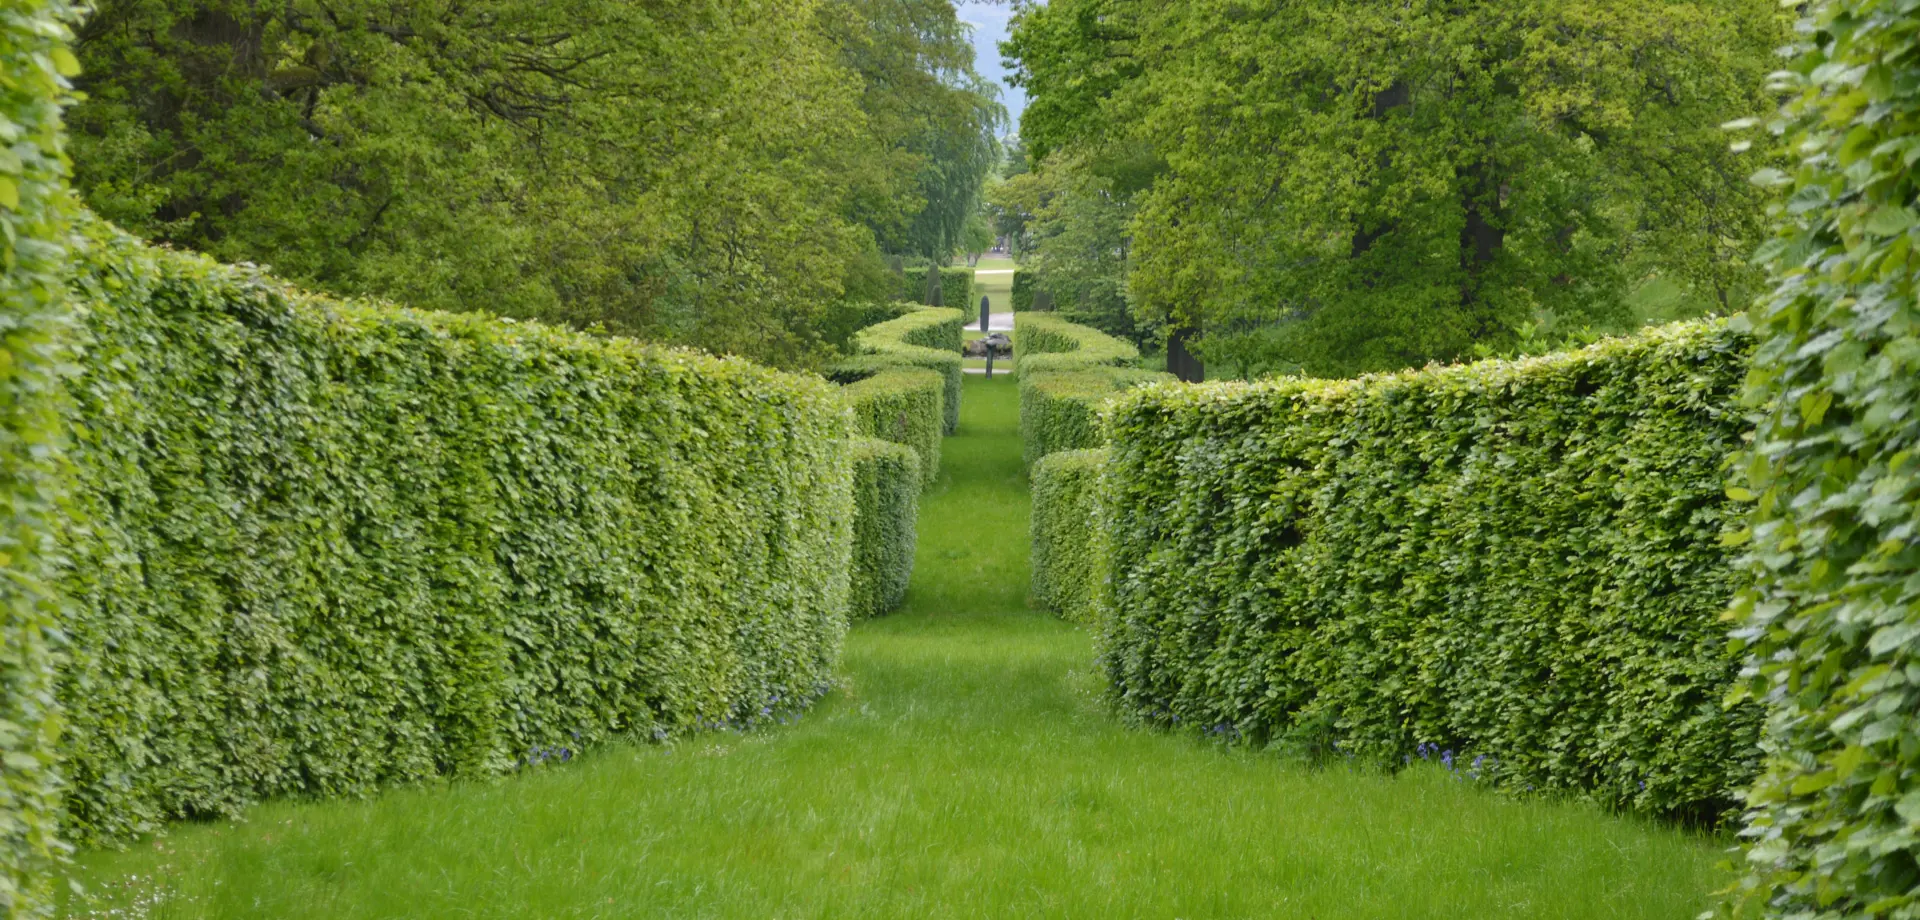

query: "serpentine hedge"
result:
(1013, 313), (1139, 376)
(1013, 314), (1168, 466)
(847, 438), (919, 619)
(1101, 321), (1760, 820)
(1, 3), (81, 914)
(1719, 0), (1920, 914)
(54, 226), (857, 847)
(1019, 368), (1167, 469)
(1030, 449), (1107, 623)
(839, 307), (964, 435)
(841, 366), (943, 484)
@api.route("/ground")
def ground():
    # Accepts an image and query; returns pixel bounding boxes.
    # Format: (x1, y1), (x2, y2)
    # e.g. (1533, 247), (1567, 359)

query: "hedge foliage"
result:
(840, 366), (943, 484)
(847, 438), (919, 620)
(820, 300), (921, 355)
(1019, 367), (1167, 468)
(1011, 271), (1034, 312)
(1013, 313), (1140, 376)
(1101, 321), (1760, 820)
(1030, 449), (1107, 623)
(1013, 314), (1167, 466)
(1721, 1), (1920, 914)
(0, 3), (81, 915)
(942, 267), (977, 324)
(893, 266), (977, 323)
(54, 226), (856, 846)
(840, 306), (965, 435)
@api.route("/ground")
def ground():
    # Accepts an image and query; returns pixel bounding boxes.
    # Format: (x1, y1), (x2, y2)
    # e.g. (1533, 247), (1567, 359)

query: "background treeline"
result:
(68, 0), (1002, 370)
(996, 0), (1788, 377)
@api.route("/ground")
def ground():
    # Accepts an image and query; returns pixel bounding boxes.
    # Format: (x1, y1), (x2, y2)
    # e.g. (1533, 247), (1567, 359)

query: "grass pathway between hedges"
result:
(65, 376), (1730, 919)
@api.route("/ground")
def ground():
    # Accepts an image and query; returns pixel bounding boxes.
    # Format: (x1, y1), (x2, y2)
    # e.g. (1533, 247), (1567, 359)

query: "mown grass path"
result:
(66, 376), (1728, 919)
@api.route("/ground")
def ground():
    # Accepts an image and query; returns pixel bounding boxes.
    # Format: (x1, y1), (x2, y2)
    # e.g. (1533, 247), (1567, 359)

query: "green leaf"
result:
(50, 47), (81, 78)
(1864, 205), (1918, 237)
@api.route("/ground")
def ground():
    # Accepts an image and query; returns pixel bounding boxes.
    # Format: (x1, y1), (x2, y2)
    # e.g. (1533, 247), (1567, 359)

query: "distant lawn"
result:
(60, 377), (1731, 920)
(960, 257), (1017, 322)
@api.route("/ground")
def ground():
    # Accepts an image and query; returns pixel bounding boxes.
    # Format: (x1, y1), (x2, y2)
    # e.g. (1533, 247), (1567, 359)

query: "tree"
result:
(70, 0), (878, 369)
(1014, 154), (1146, 343)
(960, 211), (996, 265)
(819, 0), (1005, 263)
(1008, 0), (1785, 378)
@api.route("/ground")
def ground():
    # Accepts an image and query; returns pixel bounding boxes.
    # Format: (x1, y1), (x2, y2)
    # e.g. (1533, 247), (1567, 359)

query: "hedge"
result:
(941, 267), (976, 324)
(820, 300), (921, 355)
(1101, 321), (1760, 820)
(894, 266), (978, 324)
(1011, 271), (1034, 312)
(1019, 367), (1167, 468)
(1013, 313), (1139, 375)
(1030, 449), (1107, 623)
(1, 4), (81, 915)
(839, 306), (965, 435)
(53, 225), (856, 847)
(848, 438), (919, 619)
(1720, 1), (1920, 914)
(1012, 314), (1168, 466)
(840, 366), (943, 485)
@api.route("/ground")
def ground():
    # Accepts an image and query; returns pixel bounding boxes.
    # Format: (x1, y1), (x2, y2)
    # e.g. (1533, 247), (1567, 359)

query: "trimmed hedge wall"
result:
(841, 366), (943, 484)
(1721, 1), (1920, 914)
(1019, 367), (1167, 468)
(821, 300), (921, 355)
(941, 267), (976, 323)
(1013, 313), (1139, 375)
(1013, 314), (1169, 466)
(54, 226), (857, 846)
(1101, 321), (1760, 819)
(840, 307), (965, 435)
(1011, 271), (1034, 312)
(1, 3), (81, 915)
(848, 439), (919, 620)
(894, 266), (978, 324)
(1030, 449), (1107, 623)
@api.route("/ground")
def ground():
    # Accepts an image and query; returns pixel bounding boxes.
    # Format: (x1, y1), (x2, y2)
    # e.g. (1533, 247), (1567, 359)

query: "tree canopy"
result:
(70, 0), (1003, 368)
(1007, 0), (1787, 377)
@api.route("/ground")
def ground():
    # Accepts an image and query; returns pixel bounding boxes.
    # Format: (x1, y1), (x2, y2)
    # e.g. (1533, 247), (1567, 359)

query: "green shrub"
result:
(1, 3), (82, 914)
(820, 300), (921, 355)
(1019, 368), (1168, 468)
(54, 225), (856, 847)
(848, 438), (919, 620)
(1013, 313), (1139, 375)
(840, 367), (943, 484)
(940, 267), (977, 323)
(1030, 449), (1108, 623)
(1720, 1), (1920, 914)
(1011, 271), (1034, 312)
(839, 307), (965, 435)
(1013, 314), (1168, 465)
(1101, 321), (1759, 819)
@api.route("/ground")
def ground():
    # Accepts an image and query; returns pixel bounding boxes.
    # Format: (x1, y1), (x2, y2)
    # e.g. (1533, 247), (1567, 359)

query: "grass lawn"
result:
(964, 258), (1017, 324)
(61, 376), (1731, 919)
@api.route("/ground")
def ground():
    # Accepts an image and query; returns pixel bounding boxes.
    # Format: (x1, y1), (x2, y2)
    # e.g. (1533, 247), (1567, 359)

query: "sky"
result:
(956, 1), (1027, 135)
